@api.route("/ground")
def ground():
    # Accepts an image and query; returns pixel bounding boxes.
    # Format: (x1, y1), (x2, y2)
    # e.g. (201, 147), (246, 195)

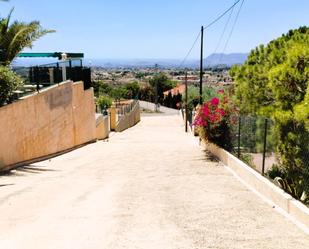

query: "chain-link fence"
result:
(229, 115), (309, 204)
(187, 107), (309, 203)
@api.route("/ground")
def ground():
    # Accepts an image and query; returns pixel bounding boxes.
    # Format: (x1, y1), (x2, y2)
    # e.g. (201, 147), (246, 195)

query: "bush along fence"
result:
(192, 90), (309, 205)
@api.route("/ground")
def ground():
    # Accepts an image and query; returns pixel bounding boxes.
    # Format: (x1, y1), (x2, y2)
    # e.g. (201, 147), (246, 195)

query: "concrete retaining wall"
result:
(0, 81), (96, 171)
(116, 101), (141, 132)
(204, 141), (309, 230)
(96, 114), (110, 140)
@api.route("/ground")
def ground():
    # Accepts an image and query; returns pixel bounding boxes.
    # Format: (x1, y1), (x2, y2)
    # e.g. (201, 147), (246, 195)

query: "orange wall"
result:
(0, 81), (96, 171)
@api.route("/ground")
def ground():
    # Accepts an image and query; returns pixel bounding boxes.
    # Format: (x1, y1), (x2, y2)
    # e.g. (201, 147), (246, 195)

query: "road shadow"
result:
(15, 165), (57, 174)
(0, 184), (15, 188)
(0, 164), (57, 177)
(191, 150), (219, 163)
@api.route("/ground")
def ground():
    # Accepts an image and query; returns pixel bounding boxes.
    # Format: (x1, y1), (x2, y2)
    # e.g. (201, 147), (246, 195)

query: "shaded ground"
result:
(0, 114), (308, 248)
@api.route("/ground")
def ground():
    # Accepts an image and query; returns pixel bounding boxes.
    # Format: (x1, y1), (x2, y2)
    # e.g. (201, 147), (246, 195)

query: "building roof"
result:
(18, 52), (84, 59)
(163, 84), (186, 96)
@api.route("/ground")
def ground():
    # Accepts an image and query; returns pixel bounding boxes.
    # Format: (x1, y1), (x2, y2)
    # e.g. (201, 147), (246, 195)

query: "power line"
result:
(219, 0), (245, 63)
(179, 31), (201, 68)
(213, 4), (235, 55)
(179, 0), (242, 68)
(206, 2), (236, 68)
(203, 0), (241, 30)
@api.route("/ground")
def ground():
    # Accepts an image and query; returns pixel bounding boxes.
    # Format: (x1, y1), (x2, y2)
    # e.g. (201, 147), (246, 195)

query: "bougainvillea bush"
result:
(193, 89), (237, 151)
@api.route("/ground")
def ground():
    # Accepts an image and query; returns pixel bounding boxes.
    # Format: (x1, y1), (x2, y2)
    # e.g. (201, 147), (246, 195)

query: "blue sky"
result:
(1, 0), (309, 60)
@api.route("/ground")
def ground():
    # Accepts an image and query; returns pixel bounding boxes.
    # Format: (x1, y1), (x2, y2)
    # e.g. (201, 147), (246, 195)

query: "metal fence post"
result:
(262, 118), (268, 175)
(34, 66), (40, 93)
(237, 116), (241, 158)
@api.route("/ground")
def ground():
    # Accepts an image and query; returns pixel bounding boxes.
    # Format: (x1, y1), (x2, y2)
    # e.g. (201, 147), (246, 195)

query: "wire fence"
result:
(229, 115), (277, 175)
(229, 115), (309, 203)
(187, 110), (309, 203)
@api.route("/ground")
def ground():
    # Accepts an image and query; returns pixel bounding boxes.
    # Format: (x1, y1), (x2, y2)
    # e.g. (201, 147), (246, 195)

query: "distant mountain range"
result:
(88, 53), (248, 68)
(12, 53), (248, 68)
(203, 53), (248, 67)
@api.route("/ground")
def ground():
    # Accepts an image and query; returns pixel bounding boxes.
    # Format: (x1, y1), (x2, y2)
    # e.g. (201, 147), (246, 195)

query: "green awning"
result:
(18, 52), (84, 59)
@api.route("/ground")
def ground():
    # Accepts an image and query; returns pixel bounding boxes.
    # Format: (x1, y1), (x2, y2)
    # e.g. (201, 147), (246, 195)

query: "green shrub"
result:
(274, 177), (306, 202)
(149, 73), (177, 104)
(96, 95), (113, 113)
(125, 81), (140, 99)
(110, 87), (128, 101)
(0, 66), (23, 106)
(92, 81), (113, 97)
(139, 85), (155, 102)
(266, 164), (285, 179)
(231, 27), (309, 201)
(194, 89), (236, 151)
(240, 153), (255, 169)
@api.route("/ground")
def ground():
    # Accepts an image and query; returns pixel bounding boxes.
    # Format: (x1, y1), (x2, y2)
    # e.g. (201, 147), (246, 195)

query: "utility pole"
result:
(185, 70), (188, 132)
(154, 63), (158, 112)
(199, 26), (204, 105)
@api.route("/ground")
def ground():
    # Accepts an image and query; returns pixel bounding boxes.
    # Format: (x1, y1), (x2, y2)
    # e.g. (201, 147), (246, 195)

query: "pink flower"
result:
(211, 97), (219, 106)
(202, 105), (210, 117)
(218, 108), (225, 116)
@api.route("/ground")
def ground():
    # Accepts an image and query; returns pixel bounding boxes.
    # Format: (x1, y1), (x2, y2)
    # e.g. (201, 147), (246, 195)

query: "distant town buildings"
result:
(91, 67), (233, 88)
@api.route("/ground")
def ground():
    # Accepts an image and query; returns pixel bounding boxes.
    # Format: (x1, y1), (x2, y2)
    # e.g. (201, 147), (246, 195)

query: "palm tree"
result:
(0, 8), (55, 65)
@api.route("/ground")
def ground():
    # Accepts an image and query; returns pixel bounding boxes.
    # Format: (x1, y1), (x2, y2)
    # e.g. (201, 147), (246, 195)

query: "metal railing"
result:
(117, 100), (138, 119)
(12, 59), (91, 100)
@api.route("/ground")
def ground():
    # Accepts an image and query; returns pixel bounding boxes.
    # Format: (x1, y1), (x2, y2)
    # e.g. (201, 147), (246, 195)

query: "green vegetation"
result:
(125, 81), (140, 99)
(93, 80), (140, 101)
(185, 86), (217, 111)
(194, 89), (236, 151)
(96, 95), (113, 114)
(0, 9), (55, 66)
(109, 87), (128, 103)
(163, 91), (182, 109)
(0, 9), (54, 106)
(93, 81), (112, 97)
(149, 73), (177, 104)
(139, 85), (155, 102)
(240, 153), (255, 169)
(0, 66), (23, 106)
(230, 26), (309, 200)
(93, 73), (177, 108)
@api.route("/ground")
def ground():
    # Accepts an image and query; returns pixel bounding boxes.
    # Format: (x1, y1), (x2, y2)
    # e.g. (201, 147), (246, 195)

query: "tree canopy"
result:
(0, 9), (55, 65)
(149, 73), (177, 103)
(230, 27), (309, 194)
(230, 26), (309, 124)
